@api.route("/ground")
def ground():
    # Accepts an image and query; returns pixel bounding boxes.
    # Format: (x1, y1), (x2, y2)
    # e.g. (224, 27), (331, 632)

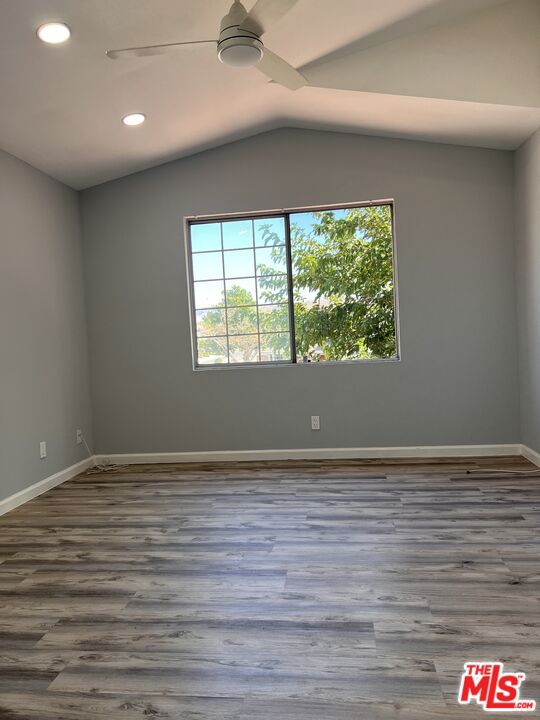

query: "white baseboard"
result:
(0, 457), (95, 517)
(95, 444), (522, 466)
(1, 444), (535, 518)
(520, 444), (540, 468)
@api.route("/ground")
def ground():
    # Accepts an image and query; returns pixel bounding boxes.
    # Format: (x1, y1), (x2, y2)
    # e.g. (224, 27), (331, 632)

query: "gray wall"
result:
(515, 128), (540, 454)
(0, 149), (93, 501)
(81, 128), (519, 454)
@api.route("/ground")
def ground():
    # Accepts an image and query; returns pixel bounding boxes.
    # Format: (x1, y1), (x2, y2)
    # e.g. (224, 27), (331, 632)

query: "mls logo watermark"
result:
(458, 662), (536, 712)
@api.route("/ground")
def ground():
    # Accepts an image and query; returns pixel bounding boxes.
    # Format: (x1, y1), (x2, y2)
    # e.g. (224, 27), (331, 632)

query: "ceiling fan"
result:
(106, 0), (307, 91)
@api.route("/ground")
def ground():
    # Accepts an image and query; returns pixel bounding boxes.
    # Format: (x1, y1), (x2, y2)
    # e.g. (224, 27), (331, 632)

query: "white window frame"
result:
(185, 199), (401, 370)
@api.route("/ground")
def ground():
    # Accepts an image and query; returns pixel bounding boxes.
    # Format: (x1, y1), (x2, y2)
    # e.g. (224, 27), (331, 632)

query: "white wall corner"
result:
(0, 457), (96, 517)
(520, 444), (540, 468)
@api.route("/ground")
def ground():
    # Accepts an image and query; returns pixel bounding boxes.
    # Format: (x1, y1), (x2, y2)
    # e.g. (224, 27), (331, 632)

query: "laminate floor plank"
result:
(239, 696), (489, 719)
(122, 588), (433, 623)
(48, 652), (443, 702)
(0, 617), (60, 649)
(0, 456), (538, 719)
(0, 691), (244, 720)
(37, 618), (376, 657)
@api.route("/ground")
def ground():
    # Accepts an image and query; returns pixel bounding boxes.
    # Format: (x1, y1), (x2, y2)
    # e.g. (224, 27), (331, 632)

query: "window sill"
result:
(193, 356), (401, 371)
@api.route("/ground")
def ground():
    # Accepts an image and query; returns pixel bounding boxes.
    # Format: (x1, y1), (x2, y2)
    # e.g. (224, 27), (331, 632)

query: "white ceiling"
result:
(0, 0), (539, 189)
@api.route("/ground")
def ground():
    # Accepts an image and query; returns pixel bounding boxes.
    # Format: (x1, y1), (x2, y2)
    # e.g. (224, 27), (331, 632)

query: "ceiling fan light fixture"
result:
(37, 22), (71, 44)
(105, 0), (306, 89)
(218, 37), (263, 67)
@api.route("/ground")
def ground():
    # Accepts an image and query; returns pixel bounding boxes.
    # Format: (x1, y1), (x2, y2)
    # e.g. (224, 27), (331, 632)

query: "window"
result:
(187, 201), (399, 367)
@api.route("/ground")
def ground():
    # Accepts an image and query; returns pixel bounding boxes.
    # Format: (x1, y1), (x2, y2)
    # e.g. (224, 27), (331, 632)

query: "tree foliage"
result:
(290, 205), (396, 360)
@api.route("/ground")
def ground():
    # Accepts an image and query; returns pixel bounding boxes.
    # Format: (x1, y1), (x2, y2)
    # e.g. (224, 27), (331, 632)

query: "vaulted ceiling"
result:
(0, 0), (539, 189)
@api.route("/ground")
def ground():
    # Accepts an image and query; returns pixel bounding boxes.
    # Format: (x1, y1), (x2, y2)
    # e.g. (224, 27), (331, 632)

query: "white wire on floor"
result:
(81, 433), (129, 474)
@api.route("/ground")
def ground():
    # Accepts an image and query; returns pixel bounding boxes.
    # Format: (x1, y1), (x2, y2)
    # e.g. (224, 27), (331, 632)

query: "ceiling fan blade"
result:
(239, 0), (299, 36)
(106, 40), (216, 60)
(256, 47), (306, 90)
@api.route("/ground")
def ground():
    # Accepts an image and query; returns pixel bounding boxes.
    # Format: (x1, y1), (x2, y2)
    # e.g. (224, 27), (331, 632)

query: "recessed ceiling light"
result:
(122, 113), (146, 127)
(37, 22), (71, 44)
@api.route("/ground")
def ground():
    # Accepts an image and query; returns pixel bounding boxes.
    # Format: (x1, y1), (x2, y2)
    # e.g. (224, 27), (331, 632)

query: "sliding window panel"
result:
(289, 204), (398, 362)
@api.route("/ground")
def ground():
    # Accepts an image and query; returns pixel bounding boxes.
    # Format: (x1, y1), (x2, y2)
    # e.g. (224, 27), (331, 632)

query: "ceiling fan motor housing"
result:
(218, 1), (264, 67)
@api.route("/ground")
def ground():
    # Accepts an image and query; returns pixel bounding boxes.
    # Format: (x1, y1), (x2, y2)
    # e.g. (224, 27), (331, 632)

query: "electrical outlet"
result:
(76, 429), (83, 445)
(39, 441), (47, 459)
(311, 415), (320, 431)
